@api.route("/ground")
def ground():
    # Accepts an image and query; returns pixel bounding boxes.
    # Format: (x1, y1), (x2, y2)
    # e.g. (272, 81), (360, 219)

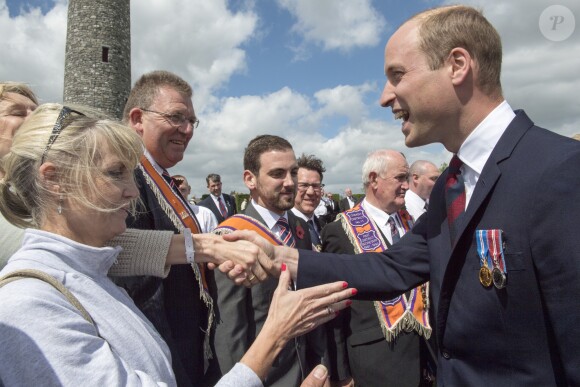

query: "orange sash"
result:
(339, 203), (431, 341)
(139, 154), (214, 355)
(213, 214), (283, 246)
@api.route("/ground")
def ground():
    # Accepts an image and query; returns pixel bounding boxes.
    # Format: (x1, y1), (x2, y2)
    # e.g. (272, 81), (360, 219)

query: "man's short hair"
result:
(243, 135), (293, 175)
(206, 173), (221, 185)
(411, 5), (503, 98)
(296, 153), (325, 181)
(122, 70), (192, 123)
(409, 160), (437, 181)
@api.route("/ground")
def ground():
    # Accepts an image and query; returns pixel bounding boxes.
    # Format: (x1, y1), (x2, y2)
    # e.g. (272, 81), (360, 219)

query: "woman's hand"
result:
(263, 262), (355, 343)
(240, 263), (355, 380)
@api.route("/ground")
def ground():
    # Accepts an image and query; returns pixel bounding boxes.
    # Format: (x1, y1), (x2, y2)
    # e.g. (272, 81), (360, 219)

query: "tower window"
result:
(102, 46), (110, 63)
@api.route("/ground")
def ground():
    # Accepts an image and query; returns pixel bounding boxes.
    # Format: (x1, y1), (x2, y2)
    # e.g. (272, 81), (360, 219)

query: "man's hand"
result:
(222, 230), (300, 280)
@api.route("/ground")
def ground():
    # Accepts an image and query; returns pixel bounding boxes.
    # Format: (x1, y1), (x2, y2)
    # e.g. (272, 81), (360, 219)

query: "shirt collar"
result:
(251, 199), (288, 230)
(362, 198), (392, 228)
(291, 207), (311, 222)
(457, 100), (515, 174)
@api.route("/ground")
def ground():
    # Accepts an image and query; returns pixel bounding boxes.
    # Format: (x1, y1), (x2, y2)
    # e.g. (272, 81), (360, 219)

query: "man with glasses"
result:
(291, 153), (326, 252)
(112, 70), (211, 387)
(199, 173), (237, 223)
(211, 135), (326, 386)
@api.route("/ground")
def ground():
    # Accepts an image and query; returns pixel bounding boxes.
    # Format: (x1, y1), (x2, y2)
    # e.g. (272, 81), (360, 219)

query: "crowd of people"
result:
(1, 4), (580, 387)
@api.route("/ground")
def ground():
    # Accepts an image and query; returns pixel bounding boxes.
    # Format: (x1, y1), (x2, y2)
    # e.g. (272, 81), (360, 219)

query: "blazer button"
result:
(442, 350), (451, 359)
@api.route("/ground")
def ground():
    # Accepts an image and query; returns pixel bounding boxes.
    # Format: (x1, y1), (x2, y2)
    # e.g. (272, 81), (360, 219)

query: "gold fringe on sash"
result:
(338, 204), (431, 342)
(138, 161), (215, 359)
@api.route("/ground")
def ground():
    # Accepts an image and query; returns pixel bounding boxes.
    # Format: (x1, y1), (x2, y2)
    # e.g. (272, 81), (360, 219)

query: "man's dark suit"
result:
(339, 197), (356, 212)
(297, 111), (580, 385)
(321, 221), (424, 387)
(324, 198), (340, 224)
(198, 193), (237, 223)
(112, 170), (207, 387)
(212, 202), (313, 386)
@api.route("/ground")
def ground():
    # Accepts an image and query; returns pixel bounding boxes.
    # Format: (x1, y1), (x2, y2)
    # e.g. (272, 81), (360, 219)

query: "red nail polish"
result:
(346, 300), (352, 306)
(351, 288), (358, 296)
(281, 263), (287, 271)
(342, 282), (348, 289)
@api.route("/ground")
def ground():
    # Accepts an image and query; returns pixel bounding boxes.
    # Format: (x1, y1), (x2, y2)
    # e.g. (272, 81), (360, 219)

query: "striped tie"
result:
(161, 168), (177, 189)
(445, 155), (466, 244)
(276, 216), (296, 248)
(388, 216), (400, 244)
(218, 196), (228, 219)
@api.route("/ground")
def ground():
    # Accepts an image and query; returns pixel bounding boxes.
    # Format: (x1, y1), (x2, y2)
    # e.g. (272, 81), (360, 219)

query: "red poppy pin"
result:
(295, 224), (305, 239)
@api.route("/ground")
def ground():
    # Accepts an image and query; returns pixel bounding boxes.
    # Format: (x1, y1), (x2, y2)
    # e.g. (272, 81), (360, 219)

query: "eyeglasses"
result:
(297, 182), (325, 192)
(40, 106), (86, 164)
(140, 108), (200, 129)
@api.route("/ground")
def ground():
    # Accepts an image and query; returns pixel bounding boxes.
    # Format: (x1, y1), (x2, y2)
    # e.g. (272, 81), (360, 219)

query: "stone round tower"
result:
(63, 0), (131, 120)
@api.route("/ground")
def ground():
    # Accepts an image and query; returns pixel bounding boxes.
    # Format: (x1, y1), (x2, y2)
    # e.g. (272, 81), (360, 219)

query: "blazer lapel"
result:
(437, 111), (534, 341)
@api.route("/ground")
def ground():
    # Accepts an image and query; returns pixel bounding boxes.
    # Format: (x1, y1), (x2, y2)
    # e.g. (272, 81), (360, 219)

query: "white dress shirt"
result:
(251, 199), (290, 239)
(404, 189), (426, 222)
(361, 199), (405, 246)
(457, 101), (515, 209)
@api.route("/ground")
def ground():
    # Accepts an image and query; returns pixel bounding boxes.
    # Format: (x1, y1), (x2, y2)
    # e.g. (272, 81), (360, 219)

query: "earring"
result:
(57, 194), (63, 215)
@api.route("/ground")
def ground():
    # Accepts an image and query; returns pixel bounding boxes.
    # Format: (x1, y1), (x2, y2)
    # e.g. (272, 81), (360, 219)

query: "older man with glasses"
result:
(111, 70), (217, 387)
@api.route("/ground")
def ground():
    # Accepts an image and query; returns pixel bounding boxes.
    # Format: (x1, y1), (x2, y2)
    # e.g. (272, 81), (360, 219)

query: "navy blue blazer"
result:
(297, 111), (580, 386)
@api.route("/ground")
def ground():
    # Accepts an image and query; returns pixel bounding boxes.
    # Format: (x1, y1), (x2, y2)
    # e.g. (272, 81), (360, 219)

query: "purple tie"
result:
(445, 155), (466, 244)
(388, 216), (400, 244)
(276, 216), (296, 248)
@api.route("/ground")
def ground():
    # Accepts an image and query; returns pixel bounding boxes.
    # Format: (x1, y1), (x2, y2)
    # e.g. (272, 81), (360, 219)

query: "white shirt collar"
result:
(456, 101), (516, 207)
(291, 207), (312, 222)
(458, 101), (515, 175)
(251, 199), (288, 231)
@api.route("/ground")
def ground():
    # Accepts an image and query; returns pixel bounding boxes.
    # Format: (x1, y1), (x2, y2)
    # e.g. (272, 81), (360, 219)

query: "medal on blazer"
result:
(476, 230), (493, 287)
(489, 229), (507, 289)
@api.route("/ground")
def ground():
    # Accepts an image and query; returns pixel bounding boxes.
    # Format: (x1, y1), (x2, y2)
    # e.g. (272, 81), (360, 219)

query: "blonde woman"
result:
(0, 103), (353, 386)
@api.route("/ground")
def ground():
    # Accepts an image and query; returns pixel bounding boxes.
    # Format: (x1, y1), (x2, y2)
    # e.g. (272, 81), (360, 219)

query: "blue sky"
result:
(1, 0), (579, 198)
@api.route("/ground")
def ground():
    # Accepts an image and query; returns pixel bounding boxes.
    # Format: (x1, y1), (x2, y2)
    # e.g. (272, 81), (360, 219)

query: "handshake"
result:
(206, 229), (300, 287)
(197, 229), (355, 386)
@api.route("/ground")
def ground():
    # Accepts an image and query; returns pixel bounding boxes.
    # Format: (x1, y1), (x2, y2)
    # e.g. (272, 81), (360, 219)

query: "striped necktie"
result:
(161, 168), (177, 190)
(218, 196), (228, 219)
(388, 216), (400, 244)
(445, 155), (466, 244)
(276, 216), (296, 248)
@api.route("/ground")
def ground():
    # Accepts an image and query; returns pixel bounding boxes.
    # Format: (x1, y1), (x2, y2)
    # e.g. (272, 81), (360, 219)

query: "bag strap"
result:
(0, 269), (95, 326)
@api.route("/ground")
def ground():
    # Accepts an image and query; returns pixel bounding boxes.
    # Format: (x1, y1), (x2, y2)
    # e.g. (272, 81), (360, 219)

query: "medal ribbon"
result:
(476, 230), (494, 269)
(489, 229), (507, 273)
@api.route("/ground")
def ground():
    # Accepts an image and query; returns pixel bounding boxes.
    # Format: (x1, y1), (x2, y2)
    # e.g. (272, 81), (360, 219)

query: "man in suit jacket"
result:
(291, 153), (326, 251)
(212, 135), (318, 386)
(338, 188), (357, 212)
(111, 70), (211, 386)
(323, 192), (340, 224)
(323, 150), (432, 387)
(198, 173), (237, 223)
(245, 6), (580, 386)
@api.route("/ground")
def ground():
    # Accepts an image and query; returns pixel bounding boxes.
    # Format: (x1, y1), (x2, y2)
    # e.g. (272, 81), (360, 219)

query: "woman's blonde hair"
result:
(0, 103), (143, 228)
(0, 82), (39, 106)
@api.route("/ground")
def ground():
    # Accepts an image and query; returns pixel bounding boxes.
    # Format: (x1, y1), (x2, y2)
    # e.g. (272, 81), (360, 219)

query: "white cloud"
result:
(0, 0), (67, 103)
(277, 0), (387, 53)
(446, 0), (580, 137)
(131, 0), (258, 112)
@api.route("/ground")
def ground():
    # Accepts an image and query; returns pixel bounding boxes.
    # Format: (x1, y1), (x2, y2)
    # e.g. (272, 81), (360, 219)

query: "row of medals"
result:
(479, 262), (506, 289)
